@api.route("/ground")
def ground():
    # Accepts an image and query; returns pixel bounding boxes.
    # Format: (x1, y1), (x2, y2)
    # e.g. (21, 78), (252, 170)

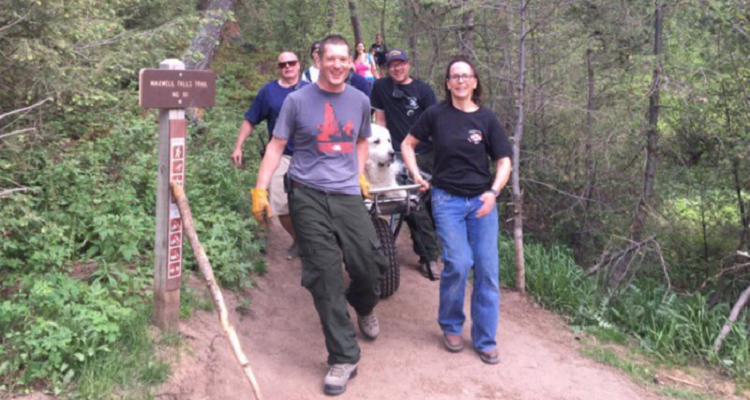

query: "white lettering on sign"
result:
(151, 80), (175, 87)
(167, 136), (186, 280)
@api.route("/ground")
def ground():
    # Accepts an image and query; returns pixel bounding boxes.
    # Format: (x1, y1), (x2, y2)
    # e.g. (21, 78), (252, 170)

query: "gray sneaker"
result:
(285, 242), (299, 260)
(324, 363), (358, 395)
(357, 313), (379, 340)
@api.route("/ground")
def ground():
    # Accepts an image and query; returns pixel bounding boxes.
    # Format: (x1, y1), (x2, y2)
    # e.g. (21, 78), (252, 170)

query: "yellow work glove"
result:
(359, 174), (372, 199)
(250, 188), (272, 227)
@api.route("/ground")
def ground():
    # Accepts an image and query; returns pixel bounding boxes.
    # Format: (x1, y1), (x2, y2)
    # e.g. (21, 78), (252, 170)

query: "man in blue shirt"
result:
(232, 51), (308, 259)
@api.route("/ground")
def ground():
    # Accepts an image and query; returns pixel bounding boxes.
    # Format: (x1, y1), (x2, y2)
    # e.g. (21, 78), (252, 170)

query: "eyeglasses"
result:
(277, 60), (299, 69)
(392, 87), (405, 99)
(448, 74), (475, 81)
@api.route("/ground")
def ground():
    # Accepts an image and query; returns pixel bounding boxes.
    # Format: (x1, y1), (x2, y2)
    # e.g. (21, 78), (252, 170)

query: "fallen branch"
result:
(712, 282), (750, 354)
(586, 235), (655, 276)
(659, 374), (705, 389)
(170, 182), (263, 400)
(0, 187), (30, 198)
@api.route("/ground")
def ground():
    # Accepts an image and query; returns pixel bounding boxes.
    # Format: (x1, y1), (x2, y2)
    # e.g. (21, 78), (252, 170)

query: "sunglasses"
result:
(392, 87), (405, 99)
(277, 60), (299, 69)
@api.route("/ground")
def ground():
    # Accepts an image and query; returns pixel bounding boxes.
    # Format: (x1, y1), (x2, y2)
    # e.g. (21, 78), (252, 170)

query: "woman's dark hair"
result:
(354, 42), (365, 57)
(443, 55), (482, 106)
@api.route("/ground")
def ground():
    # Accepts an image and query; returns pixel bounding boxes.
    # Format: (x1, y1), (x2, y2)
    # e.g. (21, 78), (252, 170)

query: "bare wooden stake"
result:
(712, 282), (750, 354)
(170, 182), (263, 400)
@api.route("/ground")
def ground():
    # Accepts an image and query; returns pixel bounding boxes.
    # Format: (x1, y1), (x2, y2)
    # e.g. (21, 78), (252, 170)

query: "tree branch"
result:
(0, 127), (35, 140)
(0, 98), (52, 122)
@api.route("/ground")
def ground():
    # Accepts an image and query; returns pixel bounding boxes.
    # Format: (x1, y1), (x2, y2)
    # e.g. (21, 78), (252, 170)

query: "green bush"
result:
(500, 237), (750, 383)
(0, 274), (136, 392)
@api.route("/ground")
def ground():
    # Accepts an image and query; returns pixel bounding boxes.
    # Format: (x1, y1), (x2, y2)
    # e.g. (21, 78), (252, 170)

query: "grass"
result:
(76, 308), (173, 400)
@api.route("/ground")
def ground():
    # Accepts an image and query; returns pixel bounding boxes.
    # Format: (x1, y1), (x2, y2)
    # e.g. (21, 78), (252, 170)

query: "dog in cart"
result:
(364, 124), (427, 298)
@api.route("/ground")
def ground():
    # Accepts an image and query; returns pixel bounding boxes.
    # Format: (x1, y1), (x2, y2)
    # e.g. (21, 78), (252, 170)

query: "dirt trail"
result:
(160, 222), (663, 400)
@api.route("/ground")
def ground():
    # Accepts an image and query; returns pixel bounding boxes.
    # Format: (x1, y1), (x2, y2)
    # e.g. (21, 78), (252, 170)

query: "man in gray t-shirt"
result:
(274, 83), (372, 194)
(251, 35), (388, 396)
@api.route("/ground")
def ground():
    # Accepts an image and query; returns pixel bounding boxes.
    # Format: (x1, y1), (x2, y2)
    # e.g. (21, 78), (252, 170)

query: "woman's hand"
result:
(414, 174), (431, 192)
(475, 191), (497, 218)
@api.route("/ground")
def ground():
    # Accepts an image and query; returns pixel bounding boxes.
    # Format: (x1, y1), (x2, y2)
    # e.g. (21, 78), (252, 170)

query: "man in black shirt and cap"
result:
(370, 48), (441, 280)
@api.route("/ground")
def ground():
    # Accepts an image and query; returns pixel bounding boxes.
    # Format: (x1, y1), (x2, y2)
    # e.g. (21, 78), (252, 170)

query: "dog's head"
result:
(368, 124), (396, 167)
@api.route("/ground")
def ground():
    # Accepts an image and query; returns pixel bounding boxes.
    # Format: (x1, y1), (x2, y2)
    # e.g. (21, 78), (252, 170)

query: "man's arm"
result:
(232, 120), (255, 167)
(255, 137), (288, 189)
(374, 110), (386, 127)
(356, 136), (369, 176)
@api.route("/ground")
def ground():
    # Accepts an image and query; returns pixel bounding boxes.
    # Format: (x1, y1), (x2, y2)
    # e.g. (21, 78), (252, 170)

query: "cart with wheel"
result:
(365, 169), (431, 299)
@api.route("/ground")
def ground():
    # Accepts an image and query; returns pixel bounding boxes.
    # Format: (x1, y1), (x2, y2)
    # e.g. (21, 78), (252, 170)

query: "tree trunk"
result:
(348, 0), (363, 46)
(182, 0), (238, 71)
(608, 2), (665, 288)
(459, 0), (474, 55)
(581, 47), (596, 246)
(327, 0), (336, 30)
(511, 0), (528, 294)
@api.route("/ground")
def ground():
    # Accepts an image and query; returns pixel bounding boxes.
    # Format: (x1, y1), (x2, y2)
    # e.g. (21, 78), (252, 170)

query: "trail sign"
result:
(139, 69), (216, 109)
(142, 59), (215, 333)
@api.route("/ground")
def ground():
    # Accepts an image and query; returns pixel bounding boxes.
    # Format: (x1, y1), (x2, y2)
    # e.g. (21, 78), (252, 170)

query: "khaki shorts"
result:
(269, 155), (291, 216)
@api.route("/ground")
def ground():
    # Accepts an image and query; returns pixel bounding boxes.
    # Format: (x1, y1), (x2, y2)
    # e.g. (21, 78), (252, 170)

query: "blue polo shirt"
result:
(244, 80), (309, 155)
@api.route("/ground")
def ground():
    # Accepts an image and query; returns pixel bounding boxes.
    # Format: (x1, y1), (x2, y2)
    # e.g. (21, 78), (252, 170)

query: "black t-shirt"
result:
(410, 102), (513, 197)
(370, 43), (387, 67)
(370, 77), (437, 154)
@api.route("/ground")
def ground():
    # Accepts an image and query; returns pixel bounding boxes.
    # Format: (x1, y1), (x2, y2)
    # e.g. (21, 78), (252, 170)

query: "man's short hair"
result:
(319, 34), (349, 57)
(310, 41), (321, 58)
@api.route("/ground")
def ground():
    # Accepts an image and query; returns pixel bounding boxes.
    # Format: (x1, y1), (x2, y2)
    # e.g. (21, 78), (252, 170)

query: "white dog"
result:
(366, 124), (407, 199)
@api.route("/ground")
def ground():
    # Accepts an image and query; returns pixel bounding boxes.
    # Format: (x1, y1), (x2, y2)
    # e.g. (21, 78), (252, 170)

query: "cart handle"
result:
(369, 184), (422, 195)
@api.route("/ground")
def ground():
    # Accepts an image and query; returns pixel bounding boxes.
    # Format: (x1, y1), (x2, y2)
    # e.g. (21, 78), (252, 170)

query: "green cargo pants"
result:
(405, 151), (440, 262)
(289, 186), (387, 365)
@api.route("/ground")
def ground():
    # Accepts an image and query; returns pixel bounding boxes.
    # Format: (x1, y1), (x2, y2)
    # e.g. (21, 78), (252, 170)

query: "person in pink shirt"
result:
(354, 42), (379, 85)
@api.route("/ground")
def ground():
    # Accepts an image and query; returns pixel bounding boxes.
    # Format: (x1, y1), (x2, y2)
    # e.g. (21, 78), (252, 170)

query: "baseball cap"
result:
(386, 48), (409, 65)
(310, 41), (321, 57)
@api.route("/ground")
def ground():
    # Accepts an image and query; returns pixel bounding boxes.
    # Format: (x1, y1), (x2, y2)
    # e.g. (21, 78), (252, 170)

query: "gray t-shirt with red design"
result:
(273, 83), (372, 195)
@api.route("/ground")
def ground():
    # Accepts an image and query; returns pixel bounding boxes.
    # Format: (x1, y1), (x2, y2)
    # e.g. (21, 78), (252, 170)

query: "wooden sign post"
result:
(139, 59), (215, 332)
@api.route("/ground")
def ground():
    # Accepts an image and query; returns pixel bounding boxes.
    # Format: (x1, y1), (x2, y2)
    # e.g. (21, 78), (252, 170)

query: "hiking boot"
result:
(443, 333), (464, 352)
(420, 260), (440, 281)
(324, 363), (358, 395)
(286, 242), (299, 260)
(357, 313), (379, 340)
(478, 348), (500, 365)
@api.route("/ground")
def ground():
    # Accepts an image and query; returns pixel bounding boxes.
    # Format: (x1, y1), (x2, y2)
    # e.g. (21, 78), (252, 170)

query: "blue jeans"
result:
(431, 187), (500, 352)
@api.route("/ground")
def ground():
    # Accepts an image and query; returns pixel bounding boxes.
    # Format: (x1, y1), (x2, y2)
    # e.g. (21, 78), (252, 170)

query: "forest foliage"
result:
(2, 0), (750, 396)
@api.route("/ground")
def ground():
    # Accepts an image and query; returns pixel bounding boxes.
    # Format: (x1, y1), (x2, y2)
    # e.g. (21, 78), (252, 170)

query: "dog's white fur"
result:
(366, 124), (407, 199)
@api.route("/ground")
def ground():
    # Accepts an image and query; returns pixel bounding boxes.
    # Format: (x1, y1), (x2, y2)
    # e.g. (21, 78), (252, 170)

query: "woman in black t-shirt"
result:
(401, 55), (512, 365)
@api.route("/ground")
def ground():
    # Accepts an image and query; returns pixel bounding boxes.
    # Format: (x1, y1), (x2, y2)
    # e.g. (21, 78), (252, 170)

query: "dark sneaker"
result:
(420, 260), (440, 281)
(357, 313), (379, 340)
(478, 348), (500, 365)
(324, 363), (358, 395)
(443, 333), (464, 352)
(285, 242), (299, 260)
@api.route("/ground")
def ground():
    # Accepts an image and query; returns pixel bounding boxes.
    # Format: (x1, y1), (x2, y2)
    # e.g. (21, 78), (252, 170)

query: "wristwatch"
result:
(489, 189), (500, 197)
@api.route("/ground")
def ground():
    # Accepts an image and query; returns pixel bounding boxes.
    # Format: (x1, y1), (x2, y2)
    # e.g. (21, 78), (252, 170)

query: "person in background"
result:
(354, 42), (378, 86)
(348, 55), (372, 97)
(401, 55), (512, 365)
(370, 48), (441, 279)
(302, 40), (321, 83)
(369, 33), (387, 75)
(251, 35), (387, 396)
(232, 51), (308, 259)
